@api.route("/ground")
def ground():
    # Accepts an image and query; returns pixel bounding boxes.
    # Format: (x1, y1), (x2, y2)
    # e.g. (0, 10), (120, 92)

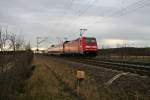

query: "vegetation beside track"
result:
(98, 47), (150, 62)
(0, 51), (33, 99)
(4, 54), (149, 100)
(99, 47), (150, 56)
(21, 55), (100, 100)
(18, 57), (78, 100)
(44, 55), (150, 100)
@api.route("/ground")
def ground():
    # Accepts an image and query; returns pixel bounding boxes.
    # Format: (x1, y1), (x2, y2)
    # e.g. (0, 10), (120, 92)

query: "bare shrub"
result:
(0, 51), (33, 100)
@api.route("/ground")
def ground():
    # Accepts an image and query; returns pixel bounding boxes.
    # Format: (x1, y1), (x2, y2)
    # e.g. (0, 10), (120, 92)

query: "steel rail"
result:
(63, 57), (150, 76)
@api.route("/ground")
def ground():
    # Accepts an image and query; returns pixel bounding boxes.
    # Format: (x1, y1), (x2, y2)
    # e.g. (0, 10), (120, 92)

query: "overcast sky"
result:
(0, 0), (150, 48)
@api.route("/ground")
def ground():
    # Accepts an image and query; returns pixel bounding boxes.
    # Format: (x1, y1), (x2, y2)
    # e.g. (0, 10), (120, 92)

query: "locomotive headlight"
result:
(86, 46), (97, 48)
(85, 46), (91, 48)
(92, 46), (97, 48)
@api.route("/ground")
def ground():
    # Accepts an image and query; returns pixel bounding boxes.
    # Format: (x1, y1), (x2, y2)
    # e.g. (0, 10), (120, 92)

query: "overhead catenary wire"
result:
(63, 0), (75, 15)
(68, 0), (74, 11)
(65, 0), (150, 40)
(66, 0), (99, 38)
(68, 0), (125, 38)
(77, 0), (97, 17)
(85, 0), (150, 29)
(60, 0), (75, 26)
(69, 0), (98, 27)
(67, 0), (130, 37)
(57, 0), (75, 41)
(61, 0), (87, 40)
(80, 0), (143, 27)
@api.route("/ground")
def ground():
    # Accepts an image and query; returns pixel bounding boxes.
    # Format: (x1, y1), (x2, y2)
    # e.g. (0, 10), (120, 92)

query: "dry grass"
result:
(19, 55), (150, 100)
(43, 55), (150, 100)
(41, 56), (101, 100)
(19, 56), (78, 100)
(0, 51), (33, 100)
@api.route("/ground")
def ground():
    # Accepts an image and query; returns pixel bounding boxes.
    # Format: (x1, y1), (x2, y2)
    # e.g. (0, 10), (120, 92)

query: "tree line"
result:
(0, 27), (30, 51)
(99, 47), (150, 56)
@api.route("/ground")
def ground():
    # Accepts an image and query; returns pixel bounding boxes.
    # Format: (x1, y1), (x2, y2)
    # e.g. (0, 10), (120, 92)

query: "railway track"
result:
(59, 57), (150, 77)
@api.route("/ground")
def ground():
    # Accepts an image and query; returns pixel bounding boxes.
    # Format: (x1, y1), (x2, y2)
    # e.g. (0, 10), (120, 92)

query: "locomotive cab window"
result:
(86, 38), (96, 44)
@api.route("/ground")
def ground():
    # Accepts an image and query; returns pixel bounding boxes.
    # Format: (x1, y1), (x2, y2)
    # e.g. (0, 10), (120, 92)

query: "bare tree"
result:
(9, 33), (26, 51)
(0, 28), (9, 51)
(25, 41), (31, 50)
(0, 27), (28, 51)
(15, 36), (25, 50)
(9, 33), (16, 51)
(0, 28), (2, 51)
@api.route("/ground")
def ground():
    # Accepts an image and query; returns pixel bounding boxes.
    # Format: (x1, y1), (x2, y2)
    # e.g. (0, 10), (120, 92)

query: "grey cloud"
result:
(0, 0), (150, 48)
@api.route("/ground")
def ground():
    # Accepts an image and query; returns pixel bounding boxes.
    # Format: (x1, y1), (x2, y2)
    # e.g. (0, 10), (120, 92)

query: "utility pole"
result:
(36, 36), (48, 52)
(36, 37), (40, 51)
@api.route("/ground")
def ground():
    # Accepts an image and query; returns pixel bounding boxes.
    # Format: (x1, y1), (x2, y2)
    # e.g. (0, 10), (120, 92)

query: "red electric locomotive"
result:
(63, 37), (98, 56)
(48, 37), (98, 56)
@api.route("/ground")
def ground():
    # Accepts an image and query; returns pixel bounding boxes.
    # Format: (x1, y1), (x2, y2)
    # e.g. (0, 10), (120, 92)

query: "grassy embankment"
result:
(20, 55), (100, 100)
(0, 51), (33, 100)
(20, 55), (150, 100)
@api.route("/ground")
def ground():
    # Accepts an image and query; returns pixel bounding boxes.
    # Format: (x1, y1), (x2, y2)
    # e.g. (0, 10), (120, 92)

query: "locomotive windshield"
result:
(86, 38), (96, 44)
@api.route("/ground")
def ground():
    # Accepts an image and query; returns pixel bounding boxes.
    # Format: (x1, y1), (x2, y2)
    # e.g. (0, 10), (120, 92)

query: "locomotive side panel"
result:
(64, 39), (81, 54)
(70, 39), (80, 53)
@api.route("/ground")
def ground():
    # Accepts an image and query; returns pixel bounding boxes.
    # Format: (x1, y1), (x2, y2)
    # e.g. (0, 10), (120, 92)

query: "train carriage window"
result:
(86, 38), (96, 44)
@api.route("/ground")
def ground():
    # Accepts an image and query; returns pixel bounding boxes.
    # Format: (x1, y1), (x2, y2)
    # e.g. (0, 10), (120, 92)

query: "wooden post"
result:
(76, 70), (85, 95)
(77, 79), (80, 95)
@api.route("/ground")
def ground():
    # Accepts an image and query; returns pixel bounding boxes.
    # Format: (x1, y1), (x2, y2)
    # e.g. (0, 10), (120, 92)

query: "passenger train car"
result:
(48, 37), (98, 56)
